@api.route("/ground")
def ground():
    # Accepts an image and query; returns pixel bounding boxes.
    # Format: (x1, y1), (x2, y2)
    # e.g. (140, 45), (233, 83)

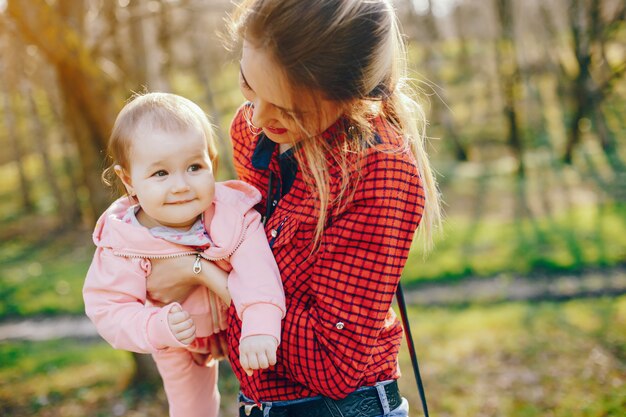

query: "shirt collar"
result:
(251, 134), (275, 170)
(250, 115), (348, 170)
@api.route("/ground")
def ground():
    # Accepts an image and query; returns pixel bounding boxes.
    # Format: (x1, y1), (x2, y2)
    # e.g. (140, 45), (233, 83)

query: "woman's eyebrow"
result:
(239, 63), (297, 114)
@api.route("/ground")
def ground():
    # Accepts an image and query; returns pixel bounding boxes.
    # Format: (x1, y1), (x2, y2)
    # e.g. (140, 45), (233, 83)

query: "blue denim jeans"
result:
(238, 380), (409, 417)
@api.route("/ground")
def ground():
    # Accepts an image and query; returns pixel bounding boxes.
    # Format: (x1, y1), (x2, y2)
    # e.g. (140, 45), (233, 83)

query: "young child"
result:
(83, 92), (285, 417)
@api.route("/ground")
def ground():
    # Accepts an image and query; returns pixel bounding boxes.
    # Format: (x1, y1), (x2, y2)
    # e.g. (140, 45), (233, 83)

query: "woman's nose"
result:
(251, 99), (270, 127)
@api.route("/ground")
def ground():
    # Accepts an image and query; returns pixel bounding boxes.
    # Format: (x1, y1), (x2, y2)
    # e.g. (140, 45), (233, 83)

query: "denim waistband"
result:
(238, 379), (399, 416)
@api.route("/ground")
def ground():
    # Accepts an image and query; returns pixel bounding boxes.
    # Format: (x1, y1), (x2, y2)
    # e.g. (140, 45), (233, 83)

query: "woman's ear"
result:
(114, 165), (135, 196)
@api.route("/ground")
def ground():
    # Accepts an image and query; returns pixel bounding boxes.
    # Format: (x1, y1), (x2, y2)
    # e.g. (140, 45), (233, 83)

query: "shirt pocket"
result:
(269, 215), (316, 249)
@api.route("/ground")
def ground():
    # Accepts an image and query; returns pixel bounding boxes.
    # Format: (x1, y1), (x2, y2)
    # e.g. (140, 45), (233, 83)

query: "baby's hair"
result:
(102, 92), (219, 195)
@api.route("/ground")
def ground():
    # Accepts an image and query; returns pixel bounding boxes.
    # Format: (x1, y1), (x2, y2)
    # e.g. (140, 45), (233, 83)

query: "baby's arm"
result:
(226, 209), (285, 373)
(227, 209), (285, 336)
(84, 248), (194, 353)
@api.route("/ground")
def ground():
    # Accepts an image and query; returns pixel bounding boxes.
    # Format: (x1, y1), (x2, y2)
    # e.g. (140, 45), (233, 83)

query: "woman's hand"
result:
(147, 256), (231, 306)
(146, 256), (201, 306)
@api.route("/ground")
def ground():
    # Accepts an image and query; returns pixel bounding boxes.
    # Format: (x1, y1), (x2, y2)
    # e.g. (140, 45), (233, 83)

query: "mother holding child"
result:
(84, 0), (441, 416)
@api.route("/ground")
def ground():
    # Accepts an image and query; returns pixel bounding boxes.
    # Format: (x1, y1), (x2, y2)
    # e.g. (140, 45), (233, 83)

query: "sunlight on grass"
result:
(403, 203), (626, 284)
(2, 297), (624, 416)
(0, 339), (240, 417)
(0, 339), (132, 415)
(0, 231), (92, 318)
(396, 296), (626, 417)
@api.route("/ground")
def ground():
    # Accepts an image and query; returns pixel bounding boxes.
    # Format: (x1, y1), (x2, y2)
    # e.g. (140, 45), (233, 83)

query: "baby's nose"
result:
(171, 175), (191, 192)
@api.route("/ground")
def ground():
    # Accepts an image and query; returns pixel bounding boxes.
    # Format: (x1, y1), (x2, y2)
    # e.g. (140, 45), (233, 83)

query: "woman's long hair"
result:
(230, 0), (441, 250)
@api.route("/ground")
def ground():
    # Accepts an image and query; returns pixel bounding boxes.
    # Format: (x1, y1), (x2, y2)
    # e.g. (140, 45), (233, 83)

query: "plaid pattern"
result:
(227, 104), (425, 401)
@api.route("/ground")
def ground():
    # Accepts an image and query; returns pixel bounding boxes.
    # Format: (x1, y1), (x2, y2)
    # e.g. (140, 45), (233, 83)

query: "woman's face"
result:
(239, 40), (342, 147)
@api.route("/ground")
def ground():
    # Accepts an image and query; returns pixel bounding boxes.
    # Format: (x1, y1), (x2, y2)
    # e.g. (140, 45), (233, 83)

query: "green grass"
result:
(0, 339), (239, 417)
(0, 230), (93, 318)
(1, 296), (624, 416)
(396, 296), (626, 416)
(0, 339), (133, 416)
(403, 203), (626, 284)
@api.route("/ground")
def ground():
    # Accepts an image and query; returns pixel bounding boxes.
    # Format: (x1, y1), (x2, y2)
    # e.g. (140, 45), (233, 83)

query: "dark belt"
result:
(239, 380), (402, 417)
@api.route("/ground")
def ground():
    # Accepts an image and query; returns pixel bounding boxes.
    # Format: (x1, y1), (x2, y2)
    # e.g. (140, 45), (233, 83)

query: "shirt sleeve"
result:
(83, 248), (188, 353)
(280, 150), (425, 397)
(227, 209), (286, 344)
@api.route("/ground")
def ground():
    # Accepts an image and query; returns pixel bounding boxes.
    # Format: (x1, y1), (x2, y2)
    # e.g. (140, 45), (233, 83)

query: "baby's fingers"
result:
(168, 308), (190, 326)
(256, 352), (270, 370)
(175, 322), (196, 344)
(266, 346), (277, 367)
(240, 353), (253, 376)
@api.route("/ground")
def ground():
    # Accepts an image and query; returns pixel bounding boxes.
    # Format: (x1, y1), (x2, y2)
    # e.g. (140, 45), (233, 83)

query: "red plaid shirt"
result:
(227, 104), (425, 401)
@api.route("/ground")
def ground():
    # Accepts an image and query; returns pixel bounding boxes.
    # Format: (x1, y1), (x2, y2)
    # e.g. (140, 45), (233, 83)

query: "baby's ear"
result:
(114, 165), (135, 196)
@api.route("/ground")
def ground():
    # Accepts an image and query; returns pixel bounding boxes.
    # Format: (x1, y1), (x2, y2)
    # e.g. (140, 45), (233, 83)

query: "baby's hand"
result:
(239, 335), (278, 376)
(167, 305), (196, 345)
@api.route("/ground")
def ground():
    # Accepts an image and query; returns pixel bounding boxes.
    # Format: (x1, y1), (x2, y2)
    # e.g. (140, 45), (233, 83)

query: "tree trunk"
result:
(6, 0), (118, 219)
(44, 81), (83, 226)
(121, 0), (171, 91)
(1, 76), (33, 212)
(563, 0), (592, 165)
(494, 0), (525, 178)
(23, 80), (68, 223)
(191, 13), (236, 179)
(424, 0), (468, 161)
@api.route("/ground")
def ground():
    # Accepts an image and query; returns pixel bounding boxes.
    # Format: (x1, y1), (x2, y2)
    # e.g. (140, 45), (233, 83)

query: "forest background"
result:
(0, 0), (625, 416)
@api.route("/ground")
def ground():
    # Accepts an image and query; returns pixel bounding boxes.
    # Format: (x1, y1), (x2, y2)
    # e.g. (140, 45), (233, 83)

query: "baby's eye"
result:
(152, 170), (168, 177)
(188, 164), (202, 172)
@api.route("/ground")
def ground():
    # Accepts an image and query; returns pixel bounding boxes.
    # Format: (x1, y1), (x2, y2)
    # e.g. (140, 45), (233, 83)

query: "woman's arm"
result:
(147, 256), (231, 306)
(280, 150), (425, 397)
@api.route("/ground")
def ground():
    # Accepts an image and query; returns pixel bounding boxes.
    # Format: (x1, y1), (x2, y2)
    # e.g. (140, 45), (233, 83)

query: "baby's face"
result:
(121, 125), (215, 229)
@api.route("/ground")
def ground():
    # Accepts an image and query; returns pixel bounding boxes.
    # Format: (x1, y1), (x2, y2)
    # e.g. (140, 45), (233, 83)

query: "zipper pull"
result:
(193, 253), (202, 274)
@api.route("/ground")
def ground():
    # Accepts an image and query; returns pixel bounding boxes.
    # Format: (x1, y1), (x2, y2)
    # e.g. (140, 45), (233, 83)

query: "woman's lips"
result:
(264, 126), (288, 135)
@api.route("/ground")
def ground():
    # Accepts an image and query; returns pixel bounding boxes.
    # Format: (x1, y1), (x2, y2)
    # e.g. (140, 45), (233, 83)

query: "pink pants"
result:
(152, 347), (220, 417)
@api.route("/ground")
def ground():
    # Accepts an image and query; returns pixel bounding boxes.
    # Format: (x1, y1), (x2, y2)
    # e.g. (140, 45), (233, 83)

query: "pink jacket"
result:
(83, 180), (285, 354)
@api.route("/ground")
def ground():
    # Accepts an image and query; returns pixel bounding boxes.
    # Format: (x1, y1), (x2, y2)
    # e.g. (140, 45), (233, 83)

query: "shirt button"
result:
(270, 229), (278, 238)
(335, 322), (345, 330)
(272, 200), (278, 207)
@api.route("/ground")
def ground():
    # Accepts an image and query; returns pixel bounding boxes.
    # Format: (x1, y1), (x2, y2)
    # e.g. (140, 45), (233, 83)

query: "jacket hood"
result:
(93, 180), (261, 258)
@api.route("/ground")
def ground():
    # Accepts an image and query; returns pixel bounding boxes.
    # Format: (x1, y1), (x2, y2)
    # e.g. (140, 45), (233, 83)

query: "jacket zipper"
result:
(113, 218), (249, 274)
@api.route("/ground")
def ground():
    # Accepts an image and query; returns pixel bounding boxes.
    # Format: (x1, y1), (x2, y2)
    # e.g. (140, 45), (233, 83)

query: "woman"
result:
(147, 1), (441, 416)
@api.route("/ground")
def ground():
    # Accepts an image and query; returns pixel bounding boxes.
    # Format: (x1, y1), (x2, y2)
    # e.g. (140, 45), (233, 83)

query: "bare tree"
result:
(22, 79), (68, 222)
(7, 0), (118, 221)
(0, 55), (34, 213)
(43, 81), (83, 226)
(563, 0), (624, 171)
(422, 0), (468, 161)
(493, 0), (525, 178)
(190, 11), (237, 179)
(125, 0), (171, 91)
